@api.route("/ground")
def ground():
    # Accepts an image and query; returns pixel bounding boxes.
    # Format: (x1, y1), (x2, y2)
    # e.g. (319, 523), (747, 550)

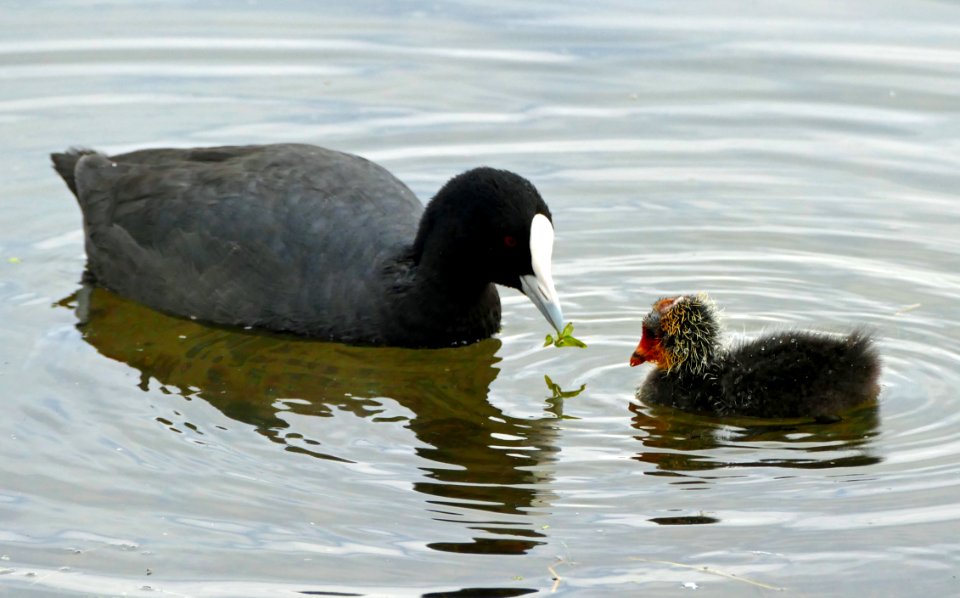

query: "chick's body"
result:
(631, 295), (880, 419)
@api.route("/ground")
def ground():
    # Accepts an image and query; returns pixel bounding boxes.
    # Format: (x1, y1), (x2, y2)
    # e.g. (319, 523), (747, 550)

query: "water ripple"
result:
(4, 2), (960, 595)
(0, 63), (353, 79)
(0, 37), (573, 64)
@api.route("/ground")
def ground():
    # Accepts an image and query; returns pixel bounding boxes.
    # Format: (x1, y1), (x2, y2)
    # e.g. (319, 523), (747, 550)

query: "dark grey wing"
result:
(71, 144), (423, 337)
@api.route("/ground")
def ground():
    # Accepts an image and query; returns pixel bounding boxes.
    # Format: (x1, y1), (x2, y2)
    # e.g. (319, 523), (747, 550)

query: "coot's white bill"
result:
(520, 214), (564, 332)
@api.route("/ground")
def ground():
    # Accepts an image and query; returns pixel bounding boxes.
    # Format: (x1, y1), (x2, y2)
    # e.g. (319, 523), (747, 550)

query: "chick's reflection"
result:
(64, 286), (560, 555)
(630, 400), (881, 474)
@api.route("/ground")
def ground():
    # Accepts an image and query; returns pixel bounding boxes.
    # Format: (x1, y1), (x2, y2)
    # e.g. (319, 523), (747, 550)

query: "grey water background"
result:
(3, 0), (960, 595)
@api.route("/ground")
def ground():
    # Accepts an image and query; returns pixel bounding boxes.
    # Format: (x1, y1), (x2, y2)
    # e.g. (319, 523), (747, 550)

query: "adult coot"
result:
(52, 143), (564, 348)
(628, 294), (880, 419)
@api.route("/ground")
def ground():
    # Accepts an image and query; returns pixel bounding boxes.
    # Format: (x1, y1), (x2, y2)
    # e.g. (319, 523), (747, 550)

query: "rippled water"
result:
(3, 1), (960, 595)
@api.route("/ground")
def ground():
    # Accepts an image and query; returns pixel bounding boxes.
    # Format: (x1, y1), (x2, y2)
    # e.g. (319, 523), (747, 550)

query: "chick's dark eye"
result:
(643, 313), (661, 336)
(503, 235), (518, 248)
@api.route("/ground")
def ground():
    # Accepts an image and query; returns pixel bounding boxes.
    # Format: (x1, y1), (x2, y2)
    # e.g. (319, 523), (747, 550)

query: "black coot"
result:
(52, 144), (564, 348)
(629, 294), (880, 419)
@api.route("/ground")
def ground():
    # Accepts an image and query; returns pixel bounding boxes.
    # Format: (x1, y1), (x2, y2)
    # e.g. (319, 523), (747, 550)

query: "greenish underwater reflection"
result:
(630, 400), (881, 475)
(61, 286), (568, 556)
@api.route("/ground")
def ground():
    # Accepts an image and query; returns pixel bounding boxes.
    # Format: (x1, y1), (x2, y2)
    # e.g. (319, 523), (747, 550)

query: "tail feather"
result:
(51, 147), (97, 197)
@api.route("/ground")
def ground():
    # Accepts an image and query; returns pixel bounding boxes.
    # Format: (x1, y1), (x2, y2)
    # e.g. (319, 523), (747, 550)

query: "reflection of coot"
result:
(630, 294), (881, 420)
(52, 144), (563, 347)
(65, 286), (559, 555)
(629, 400), (882, 473)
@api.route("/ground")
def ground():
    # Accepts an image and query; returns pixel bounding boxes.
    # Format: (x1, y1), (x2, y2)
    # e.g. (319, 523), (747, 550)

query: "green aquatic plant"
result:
(544, 375), (586, 420)
(544, 322), (587, 348)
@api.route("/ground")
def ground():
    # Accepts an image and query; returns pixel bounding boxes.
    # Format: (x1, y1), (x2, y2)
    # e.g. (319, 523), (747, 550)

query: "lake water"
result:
(3, 1), (960, 596)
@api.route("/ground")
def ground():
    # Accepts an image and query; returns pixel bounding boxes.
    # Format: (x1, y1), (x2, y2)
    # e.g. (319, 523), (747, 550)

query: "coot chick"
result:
(628, 294), (880, 419)
(51, 144), (564, 348)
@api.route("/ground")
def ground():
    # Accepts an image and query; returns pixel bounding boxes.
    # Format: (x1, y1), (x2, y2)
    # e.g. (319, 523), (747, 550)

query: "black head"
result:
(414, 167), (564, 332)
(630, 293), (722, 374)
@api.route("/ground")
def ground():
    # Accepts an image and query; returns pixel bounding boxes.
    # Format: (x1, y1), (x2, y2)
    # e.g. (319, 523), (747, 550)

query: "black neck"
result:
(383, 249), (502, 347)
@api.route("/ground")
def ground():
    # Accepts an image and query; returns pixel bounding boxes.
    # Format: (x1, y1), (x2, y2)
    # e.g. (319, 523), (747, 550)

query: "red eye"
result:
(503, 235), (518, 248)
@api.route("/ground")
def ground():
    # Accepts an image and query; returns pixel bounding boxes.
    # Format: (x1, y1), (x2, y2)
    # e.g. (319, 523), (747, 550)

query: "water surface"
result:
(2, 1), (960, 595)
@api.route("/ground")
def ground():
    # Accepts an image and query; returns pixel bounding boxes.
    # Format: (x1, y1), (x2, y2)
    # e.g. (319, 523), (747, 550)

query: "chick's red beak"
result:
(629, 332), (661, 367)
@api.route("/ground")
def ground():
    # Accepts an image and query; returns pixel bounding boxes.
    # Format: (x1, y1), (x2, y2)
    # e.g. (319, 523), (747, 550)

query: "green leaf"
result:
(544, 322), (587, 349)
(544, 375), (586, 399)
(544, 374), (586, 419)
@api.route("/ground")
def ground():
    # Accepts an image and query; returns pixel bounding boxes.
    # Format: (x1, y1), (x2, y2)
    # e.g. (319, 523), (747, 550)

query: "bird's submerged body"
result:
(52, 143), (563, 347)
(630, 295), (881, 419)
